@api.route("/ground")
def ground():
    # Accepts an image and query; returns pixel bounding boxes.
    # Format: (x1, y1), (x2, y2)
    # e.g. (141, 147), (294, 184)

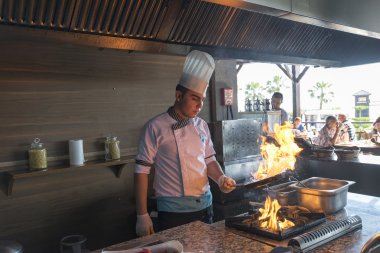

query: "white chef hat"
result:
(179, 50), (215, 97)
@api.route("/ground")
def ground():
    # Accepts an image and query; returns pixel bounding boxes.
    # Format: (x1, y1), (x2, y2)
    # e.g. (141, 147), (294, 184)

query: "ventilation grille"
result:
(0, 0), (76, 29)
(288, 215), (362, 253)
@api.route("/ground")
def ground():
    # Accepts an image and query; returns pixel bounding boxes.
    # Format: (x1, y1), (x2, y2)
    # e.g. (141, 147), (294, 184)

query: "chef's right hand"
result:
(136, 213), (154, 237)
(218, 175), (236, 193)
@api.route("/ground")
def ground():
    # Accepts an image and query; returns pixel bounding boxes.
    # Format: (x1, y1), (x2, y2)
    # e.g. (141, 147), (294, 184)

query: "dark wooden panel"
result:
(0, 28), (188, 164)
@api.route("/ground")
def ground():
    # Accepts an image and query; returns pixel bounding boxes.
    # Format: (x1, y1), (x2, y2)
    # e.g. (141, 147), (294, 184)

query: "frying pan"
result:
(235, 169), (294, 189)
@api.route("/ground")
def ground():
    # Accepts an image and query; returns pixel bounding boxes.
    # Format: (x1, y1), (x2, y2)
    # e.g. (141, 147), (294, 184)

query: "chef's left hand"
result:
(217, 175), (236, 193)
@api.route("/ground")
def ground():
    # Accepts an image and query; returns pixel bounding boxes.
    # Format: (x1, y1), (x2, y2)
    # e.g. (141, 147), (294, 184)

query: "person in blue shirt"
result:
(294, 117), (305, 132)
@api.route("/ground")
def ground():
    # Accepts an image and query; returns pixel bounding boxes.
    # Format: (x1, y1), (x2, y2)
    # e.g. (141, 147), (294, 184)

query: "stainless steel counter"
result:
(92, 192), (380, 252)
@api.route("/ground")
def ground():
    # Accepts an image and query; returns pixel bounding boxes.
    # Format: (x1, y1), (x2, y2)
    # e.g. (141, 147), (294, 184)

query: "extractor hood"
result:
(1, 0), (380, 67)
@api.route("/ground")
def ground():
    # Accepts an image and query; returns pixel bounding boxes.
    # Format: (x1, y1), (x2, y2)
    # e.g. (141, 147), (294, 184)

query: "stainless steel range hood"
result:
(205, 0), (380, 39)
(1, 0), (380, 67)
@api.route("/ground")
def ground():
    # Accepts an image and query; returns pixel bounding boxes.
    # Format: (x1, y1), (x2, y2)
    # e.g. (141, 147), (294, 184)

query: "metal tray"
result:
(265, 181), (298, 206)
(290, 177), (355, 214)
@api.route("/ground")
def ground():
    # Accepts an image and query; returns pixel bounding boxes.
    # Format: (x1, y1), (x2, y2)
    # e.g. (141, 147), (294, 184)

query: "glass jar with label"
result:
(105, 136), (120, 160)
(28, 138), (47, 170)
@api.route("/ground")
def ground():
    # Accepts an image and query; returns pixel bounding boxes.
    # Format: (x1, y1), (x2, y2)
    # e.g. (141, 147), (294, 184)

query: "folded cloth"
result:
(101, 240), (183, 253)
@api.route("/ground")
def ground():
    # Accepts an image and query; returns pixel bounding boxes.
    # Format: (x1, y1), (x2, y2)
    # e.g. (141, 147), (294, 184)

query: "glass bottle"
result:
(28, 138), (47, 170)
(105, 136), (120, 160)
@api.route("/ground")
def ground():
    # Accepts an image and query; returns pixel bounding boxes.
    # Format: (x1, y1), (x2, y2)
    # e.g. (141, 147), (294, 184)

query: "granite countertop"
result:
(93, 192), (380, 253)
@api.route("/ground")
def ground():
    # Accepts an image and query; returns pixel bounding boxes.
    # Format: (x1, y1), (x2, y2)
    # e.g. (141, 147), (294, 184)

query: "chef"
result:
(134, 50), (236, 237)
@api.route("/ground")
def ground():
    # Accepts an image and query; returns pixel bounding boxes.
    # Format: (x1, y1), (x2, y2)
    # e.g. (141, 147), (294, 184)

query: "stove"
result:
(225, 209), (326, 240)
(209, 119), (289, 220)
(226, 211), (362, 252)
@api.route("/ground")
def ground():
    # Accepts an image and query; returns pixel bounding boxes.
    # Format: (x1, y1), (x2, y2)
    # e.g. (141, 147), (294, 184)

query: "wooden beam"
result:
(296, 66), (310, 83)
(292, 65), (301, 119)
(276, 64), (292, 80)
(236, 63), (244, 73)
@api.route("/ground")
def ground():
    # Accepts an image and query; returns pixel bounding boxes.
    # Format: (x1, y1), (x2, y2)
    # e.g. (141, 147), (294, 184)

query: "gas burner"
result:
(225, 208), (326, 241)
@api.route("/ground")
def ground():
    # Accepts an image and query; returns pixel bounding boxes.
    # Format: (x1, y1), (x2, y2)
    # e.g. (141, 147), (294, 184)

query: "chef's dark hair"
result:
(272, 92), (283, 101)
(176, 84), (189, 95)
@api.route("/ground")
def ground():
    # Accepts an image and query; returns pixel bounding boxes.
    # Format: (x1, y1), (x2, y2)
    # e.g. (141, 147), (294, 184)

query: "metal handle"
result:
(361, 233), (380, 253)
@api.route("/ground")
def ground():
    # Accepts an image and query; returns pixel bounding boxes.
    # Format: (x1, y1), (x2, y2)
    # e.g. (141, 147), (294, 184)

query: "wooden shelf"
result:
(5, 155), (135, 196)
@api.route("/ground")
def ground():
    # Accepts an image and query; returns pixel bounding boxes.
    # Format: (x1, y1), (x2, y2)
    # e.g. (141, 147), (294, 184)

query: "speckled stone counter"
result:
(92, 192), (380, 253)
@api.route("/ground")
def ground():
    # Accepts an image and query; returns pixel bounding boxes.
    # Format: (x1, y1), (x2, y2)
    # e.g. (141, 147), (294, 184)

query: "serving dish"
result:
(290, 177), (355, 214)
(334, 146), (360, 160)
(264, 181), (298, 206)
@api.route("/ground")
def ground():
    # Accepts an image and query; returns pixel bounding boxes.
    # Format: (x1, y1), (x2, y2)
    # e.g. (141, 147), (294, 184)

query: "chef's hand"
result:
(217, 175), (236, 193)
(136, 213), (154, 237)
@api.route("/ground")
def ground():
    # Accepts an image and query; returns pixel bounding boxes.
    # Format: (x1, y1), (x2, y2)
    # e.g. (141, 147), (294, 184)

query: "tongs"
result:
(289, 175), (309, 189)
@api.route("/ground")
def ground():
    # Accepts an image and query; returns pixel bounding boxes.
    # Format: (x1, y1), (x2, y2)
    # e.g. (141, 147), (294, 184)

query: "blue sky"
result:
(237, 62), (380, 120)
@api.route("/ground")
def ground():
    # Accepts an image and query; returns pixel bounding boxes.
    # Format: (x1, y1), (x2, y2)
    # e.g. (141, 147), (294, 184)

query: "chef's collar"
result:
(167, 107), (191, 130)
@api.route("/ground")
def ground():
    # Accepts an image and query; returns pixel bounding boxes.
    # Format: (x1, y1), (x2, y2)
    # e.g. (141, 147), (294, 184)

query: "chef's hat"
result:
(179, 50), (215, 97)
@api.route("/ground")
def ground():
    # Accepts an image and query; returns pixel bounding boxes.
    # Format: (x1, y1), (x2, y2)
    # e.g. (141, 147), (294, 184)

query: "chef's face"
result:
(176, 89), (205, 118)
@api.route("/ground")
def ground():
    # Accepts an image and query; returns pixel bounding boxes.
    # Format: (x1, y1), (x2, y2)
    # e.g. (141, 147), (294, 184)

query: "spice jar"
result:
(28, 138), (47, 170)
(105, 136), (120, 160)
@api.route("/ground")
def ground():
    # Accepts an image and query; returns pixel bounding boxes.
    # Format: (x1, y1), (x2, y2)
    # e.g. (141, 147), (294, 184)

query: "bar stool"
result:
(361, 233), (380, 253)
(60, 235), (88, 253)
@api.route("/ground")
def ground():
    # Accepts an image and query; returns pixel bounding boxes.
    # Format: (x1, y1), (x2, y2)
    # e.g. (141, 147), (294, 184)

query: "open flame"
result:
(258, 196), (295, 231)
(254, 122), (302, 180)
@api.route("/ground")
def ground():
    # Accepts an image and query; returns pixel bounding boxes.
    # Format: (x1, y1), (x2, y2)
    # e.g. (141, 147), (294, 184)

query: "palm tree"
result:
(308, 81), (334, 109)
(265, 75), (288, 94)
(245, 81), (265, 101)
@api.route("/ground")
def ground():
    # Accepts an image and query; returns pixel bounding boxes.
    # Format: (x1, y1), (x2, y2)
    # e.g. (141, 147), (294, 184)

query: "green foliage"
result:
(244, 75), (289, 102)
(308, 81), (334, 110)
(354, 106), (369, 118)
(265, 75), (289, 94)
(244, 81), (265, 101)
(352, 117), (371, 130)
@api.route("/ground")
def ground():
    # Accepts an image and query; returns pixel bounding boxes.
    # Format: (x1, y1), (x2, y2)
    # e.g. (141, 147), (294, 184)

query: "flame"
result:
(254, 122), (302, 180)
(258, 196), (295, 231)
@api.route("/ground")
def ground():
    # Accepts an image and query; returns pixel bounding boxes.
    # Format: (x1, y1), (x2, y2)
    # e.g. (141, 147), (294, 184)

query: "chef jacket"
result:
(135, 107), (217, 212)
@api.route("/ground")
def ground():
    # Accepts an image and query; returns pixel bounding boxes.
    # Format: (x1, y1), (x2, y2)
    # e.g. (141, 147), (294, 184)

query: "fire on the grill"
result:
(242, 196), (311, 232)
(258, 196), (295, 231)
(254, 122), (302, 181)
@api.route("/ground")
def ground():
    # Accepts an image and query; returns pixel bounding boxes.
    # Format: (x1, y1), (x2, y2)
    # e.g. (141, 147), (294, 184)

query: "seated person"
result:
(337, 113), (356, 141)
(294, 117), (306, 132)
(313, 116), (348, 147)
(293, 116), (306, 137)
(370, 117), (380, 142)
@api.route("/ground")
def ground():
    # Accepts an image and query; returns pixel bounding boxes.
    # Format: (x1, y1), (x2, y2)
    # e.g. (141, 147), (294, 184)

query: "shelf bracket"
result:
(108, 164), (126, 178)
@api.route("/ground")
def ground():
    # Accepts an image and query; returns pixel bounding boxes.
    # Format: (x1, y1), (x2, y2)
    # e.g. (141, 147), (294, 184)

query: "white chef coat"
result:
(135, 107), (216, 212)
